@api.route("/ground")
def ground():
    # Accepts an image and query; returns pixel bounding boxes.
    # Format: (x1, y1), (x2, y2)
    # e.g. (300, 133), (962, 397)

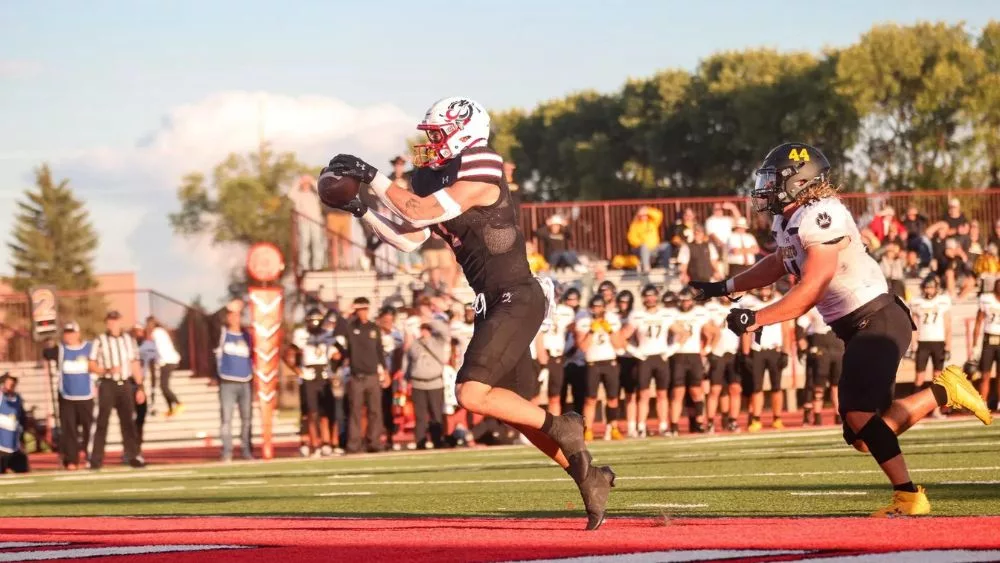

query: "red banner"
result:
(248, 287), (283, 460)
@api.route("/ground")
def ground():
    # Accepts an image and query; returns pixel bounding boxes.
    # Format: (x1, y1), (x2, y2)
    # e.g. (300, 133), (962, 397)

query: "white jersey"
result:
(672, 305), (712, 355)
(797, 307), (833, 336)
(543, 304), (576, 357)
(980, 293), (1000, 336)
(772, 198), (887, 323)
(744, 295), (785, 351)
(576, 313), (621, 363)
(627, 306), (676, 357)
(910, 294), (951, 342)
(705, 301), (740, 355)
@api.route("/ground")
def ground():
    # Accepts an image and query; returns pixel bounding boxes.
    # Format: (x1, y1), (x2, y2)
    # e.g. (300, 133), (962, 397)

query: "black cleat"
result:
(580, 465), (616, 530)
(548, 412), (591, 484)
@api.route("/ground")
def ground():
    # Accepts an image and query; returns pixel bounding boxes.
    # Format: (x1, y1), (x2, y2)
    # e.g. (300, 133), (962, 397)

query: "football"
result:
(317, 170), (361, 208)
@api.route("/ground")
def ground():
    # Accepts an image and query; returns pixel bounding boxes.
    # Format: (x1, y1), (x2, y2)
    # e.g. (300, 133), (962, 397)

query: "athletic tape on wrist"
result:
(369, 172), (392, 197)
(726, 279), (736, 293)
(432, 189), (463, 217)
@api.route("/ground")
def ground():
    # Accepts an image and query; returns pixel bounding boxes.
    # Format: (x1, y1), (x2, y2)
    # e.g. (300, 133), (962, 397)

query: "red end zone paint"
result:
(3, 516), (1000, 562)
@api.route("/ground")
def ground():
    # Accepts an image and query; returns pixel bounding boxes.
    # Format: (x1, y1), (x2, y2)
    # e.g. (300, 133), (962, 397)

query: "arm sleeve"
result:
(361, 209), (430, 253)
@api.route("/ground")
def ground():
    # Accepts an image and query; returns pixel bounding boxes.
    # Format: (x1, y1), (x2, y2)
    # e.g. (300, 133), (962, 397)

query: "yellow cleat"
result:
(748, 420), (762, 433)
(172, 403), (186, 417)
(934, 366), (992, 425)
(872, 486), (931, 517)
(610, 426), (625, 440)
(583, 429), (594, 442)
(771, 419), (785, 430)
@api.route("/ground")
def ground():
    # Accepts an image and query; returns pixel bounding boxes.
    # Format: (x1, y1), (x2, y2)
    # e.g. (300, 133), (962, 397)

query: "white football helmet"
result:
(413, 97), (490, 169)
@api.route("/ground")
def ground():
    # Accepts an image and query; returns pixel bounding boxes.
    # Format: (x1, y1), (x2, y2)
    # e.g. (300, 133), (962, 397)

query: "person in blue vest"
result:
(0, 372), (29, 474)
(42, 322), (94, 470)
(215, 300), (255, 462)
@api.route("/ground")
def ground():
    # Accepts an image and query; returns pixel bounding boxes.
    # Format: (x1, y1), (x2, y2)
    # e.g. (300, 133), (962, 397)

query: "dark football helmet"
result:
(752, 142), (831, 214)
(305, 308), (325, 334)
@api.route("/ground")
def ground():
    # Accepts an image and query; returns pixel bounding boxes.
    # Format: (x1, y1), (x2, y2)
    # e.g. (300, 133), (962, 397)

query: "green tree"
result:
(7, 165), (100, 292)
(836, 22), (984, 190)
(6, 165), (106, 335)
(170, 144), (308, 282)
(968, 21), (1000, 187)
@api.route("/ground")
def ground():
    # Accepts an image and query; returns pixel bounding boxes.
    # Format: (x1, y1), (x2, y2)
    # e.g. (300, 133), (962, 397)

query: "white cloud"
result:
(0, 59), (43, 78)
(5, 91), (417, 305)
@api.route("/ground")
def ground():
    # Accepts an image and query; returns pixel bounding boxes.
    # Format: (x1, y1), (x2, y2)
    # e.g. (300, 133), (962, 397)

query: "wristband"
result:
(432, 189), (462, 217)
(726, 279), (736, 293)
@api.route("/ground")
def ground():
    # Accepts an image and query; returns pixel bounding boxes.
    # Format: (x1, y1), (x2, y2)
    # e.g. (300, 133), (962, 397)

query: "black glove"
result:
(726, 308), (756, 336)
(327, 154), (378, 184)
(334, 196), (368, 218)
(689, 280), (728, 301)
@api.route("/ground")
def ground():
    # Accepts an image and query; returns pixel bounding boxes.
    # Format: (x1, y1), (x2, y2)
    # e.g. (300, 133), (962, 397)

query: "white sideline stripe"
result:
(0, 543), (69, 549)
(789, 491), (868, 496)
(315, 491), (374, 497)
(54, 470), (194, 481)
(0, 480), (33, 485)
(781, 550), (1000, 563)
(19, 418), (987, 480)
(939, 480), (1000, 485)
(506, 550), (807, 563)
(0, 544), (247, 562)
(630, 503), (708, 508)
(108, 486), (186, 494)
(221, 480), (267, 486)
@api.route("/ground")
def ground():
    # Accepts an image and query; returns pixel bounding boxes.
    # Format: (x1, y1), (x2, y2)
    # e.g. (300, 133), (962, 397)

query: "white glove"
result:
(538, 367), (549, 383)
(624, 344), (647, 362)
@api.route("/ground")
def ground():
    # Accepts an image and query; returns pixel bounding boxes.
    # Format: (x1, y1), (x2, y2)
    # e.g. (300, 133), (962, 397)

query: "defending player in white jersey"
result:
(690, 142), (990, 516)
(909, 276), (952, 398)
(667, 288), (718, 435)
(541, 290), (578, 417)
(704, 296), (742, 432)
(615, 285), (676, 438)
(971, 280), (1000, 405)
(798, 305), (844, 426)
(576, 295), (624, 441)
(612, 290), (638, 438)
(739, 285), (794, 432)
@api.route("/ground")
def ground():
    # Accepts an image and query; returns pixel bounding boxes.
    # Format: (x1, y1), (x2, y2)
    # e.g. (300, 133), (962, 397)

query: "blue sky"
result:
(1, 0), (996, 304)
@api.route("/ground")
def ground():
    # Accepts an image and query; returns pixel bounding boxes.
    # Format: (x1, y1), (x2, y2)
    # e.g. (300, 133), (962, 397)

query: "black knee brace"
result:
(856, 416), (901, 464)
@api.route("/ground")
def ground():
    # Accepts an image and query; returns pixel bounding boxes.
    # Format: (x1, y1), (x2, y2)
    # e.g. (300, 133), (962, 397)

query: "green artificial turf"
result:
(3, 418), (999, 519)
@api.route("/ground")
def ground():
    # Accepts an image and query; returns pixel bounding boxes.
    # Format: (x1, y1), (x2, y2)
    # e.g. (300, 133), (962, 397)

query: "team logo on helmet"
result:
(445, 100), (474, 123)
(816, 212), (832, 229)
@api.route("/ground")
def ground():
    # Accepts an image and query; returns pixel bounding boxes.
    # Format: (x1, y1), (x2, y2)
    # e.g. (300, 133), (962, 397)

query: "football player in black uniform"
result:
(691, 142), (991, 516)
(320, 96), (614, 529)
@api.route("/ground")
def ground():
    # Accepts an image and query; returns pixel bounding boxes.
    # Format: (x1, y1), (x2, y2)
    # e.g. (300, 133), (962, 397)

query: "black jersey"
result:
(410, 146), (533, 295)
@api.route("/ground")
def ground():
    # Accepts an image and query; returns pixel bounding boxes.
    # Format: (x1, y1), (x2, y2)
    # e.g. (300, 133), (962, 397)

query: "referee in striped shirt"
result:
(88, 310), (145, 469)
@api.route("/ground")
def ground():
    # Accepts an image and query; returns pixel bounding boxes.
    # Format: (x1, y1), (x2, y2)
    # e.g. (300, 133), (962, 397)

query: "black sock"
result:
(930, 383), (949, 406)
(541, 411), (555, 434)
(893, 481), (918, 493)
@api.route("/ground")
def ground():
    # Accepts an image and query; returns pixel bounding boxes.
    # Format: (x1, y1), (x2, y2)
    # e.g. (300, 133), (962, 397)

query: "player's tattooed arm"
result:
(752, 241), (843, 330)
(377, 179), (499, 229)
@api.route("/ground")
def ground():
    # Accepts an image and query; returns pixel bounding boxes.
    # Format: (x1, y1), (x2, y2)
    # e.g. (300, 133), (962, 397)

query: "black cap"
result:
(389, 155), (406, 165)
(105, 310), (122, 320)
(352, 297), (371, 309)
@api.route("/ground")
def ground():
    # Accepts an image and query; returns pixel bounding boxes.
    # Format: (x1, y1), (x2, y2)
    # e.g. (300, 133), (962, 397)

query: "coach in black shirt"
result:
(88, 310), (145, 469)
(343, 298), (386, 453)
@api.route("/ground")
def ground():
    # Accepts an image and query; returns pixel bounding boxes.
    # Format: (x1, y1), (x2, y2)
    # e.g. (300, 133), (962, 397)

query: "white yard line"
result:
(939, 480), (1000, 485)
(107, 486), (186, 494)
(220, 480), (267, 486)
(789, 491), (868, 496)
(314, 491), (374, 497)
(630, 503), (708, 508)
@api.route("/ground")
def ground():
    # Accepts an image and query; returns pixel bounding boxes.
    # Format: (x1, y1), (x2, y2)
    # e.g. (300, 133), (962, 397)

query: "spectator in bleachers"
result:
(975, 243), (1000, 276)
(146, 316), (183, 418)
(704, 202), (742, 251)
(868, 207), (905, 243)
(751, 213), (777, 256)
(938, 238), (975, 298)
(42, 322), (93, 470)
(216, 301), (255, 462)
(290, 174), (326, 273)
(904, 249), (922, 279)
(880, 242), (907, 297)
(403, 317), (449, 449)
(942, 197), (971, 238)
(725, 217), (758, 277)
(525, 240), (549, 274)
(988, 219), (1000, 249)
(0, 373), (28, 474)
(627, 206), (670, 273)
(536, 215), (584, 272)
(676, 225), (721, 284)
(667, 207), (698, 253)
(968, 220), (985, 266)
(902, 205), (932, 265)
